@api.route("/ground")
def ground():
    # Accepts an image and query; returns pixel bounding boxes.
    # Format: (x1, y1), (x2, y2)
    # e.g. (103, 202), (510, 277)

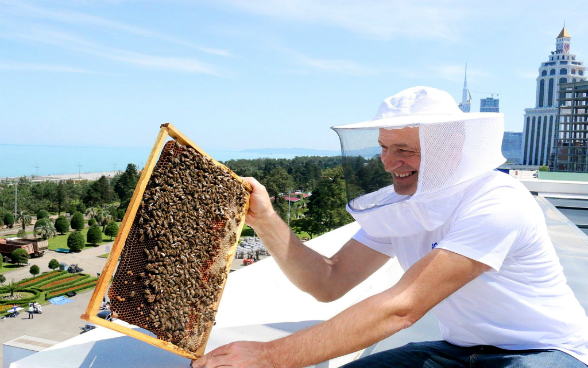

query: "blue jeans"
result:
(342, 341), (587, 367)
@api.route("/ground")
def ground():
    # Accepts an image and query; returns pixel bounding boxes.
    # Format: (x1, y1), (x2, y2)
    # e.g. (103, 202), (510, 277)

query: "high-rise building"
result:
(480, 97), (499, 113)
(502, 132), (522, 164)
(458, 64), (471, 113)
(521, 27), (587, 166)
(552, 81), (588, 171)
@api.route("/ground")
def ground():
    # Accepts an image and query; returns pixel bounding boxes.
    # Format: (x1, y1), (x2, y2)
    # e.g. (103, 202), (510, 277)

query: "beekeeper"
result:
(193, 87), (588, 368)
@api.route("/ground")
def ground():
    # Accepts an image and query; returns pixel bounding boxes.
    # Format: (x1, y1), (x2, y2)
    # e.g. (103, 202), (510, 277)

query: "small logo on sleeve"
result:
(431, 242), (438, 250)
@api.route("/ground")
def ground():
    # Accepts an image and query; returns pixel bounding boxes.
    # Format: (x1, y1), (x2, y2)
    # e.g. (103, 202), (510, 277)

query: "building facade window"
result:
(534, 117), (542, 164)
(560, 68), (568, 75)
(581, 70), (585, 76)
(548, 78), (555, 106)
(541, 116), (548, 165)
(572, 69), (577, 74)
(539, 79), (545, 107)
(551, 69), (556, 75)
(524, 117), (531, 164)
(560, 77), (568, 83)
(542, 70), (548, 76)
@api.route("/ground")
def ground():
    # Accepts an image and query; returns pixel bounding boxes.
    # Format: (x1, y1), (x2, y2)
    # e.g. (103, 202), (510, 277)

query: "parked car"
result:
(68, 264), (83, 273)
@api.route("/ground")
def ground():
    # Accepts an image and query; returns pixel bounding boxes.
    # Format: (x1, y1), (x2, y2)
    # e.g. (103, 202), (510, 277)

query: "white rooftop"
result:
(10, 194), (588, 367)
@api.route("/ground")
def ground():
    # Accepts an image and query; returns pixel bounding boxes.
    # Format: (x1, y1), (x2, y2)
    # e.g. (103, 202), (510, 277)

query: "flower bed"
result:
(0, 288), (43, 306)
(0, 291), (35, 301)
(40, 275), (86, 290)
(47, 281), (98, 298)
(18, 271), (63, 287)
(42, 275), (91, 292)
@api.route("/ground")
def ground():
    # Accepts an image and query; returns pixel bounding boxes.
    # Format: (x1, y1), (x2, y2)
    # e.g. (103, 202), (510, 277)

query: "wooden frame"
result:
(81, 123), (251, 359)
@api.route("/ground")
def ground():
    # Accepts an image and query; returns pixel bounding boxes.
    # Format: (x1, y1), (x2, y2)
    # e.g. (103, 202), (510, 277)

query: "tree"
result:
(88, 218), (97, 227)
(83, 176), (116, 206)
(96, 211), (113, 232)
(291, 217), (323, 239)
(304, 167), (353, 234)
(55, 181), (69, 215)
(87, 225), (103, 245)
(16, 229), (27, 238)
(48, 259), (60, 271)
(29, 265), (40, 277)
(33, 219), (57, 240)
(67, 231), (85, 251)
(539, 165), (549, 172)
(36, 209), (50, 220)
(71, 212), (85, 231)
(15, 211), (32, 231)
(54, 216), (70, 235)
(3, 213), (14, 228)
(6, 279), (17, 297)
(114, 164), (139, 204)
(0, 274), (5, 285)
(105, 221), (119, 240)
(11, 248), (29, 265)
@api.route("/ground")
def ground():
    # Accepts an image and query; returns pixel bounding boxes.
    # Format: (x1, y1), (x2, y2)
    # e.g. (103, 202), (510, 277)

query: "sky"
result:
(1, 0), (588, 153)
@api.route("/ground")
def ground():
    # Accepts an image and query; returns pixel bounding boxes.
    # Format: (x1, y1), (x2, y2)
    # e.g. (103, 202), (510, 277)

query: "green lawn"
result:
(48, 222), (121, 251)
(98, 253), (109, 258)
(241, 224), (313, 240)
(0, 264), (24, 274)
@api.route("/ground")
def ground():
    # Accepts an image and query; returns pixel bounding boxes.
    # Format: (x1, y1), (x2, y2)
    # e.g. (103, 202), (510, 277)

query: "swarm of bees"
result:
(109, 140), (249, 353)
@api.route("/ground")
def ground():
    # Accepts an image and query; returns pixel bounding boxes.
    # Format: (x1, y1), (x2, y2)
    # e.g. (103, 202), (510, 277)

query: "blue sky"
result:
(1, 0), (587, 152)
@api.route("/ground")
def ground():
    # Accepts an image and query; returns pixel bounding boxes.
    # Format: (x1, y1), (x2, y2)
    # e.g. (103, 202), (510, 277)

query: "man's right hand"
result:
(242, 177), (276, 229)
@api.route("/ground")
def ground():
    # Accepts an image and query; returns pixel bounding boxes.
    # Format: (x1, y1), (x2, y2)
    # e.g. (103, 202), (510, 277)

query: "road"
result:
(0, 290), (94, 367)
(2, 242), (113, 283)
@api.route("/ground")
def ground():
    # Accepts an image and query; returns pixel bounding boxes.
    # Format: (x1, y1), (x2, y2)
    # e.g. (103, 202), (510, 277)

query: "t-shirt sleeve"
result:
(436, 188), (526, 272)
(352, 228), (395, 258)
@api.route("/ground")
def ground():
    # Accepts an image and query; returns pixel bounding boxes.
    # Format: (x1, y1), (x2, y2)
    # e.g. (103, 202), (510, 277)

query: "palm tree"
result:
(34, 221), (57, 240)
(97, 212), (113, 232)
(16, 211), (32, 231)
(6, 279), (17, 297)
(85, 207), (99, 220)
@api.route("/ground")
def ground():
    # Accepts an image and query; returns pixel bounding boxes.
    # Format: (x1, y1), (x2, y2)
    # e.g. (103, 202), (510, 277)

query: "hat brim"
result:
(331, 112), (502, 130)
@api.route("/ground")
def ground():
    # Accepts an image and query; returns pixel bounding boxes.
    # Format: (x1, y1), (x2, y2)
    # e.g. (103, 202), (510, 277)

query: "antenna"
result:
(77, 163), (82, 180)
(33, 164), (39, 177)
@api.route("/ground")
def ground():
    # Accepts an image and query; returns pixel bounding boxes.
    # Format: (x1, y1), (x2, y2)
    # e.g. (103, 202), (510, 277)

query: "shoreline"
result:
(3, 171), (120, 182)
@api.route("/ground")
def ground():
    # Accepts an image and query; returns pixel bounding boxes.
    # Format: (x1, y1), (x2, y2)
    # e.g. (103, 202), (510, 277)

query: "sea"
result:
(0, 144), (339, 178)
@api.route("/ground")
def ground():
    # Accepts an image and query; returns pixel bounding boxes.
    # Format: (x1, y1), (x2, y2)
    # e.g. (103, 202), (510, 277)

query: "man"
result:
(193, 87), (588, 367)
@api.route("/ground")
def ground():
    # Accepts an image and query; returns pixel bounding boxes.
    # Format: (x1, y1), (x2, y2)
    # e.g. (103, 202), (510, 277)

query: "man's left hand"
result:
(191, 341), (277, 368)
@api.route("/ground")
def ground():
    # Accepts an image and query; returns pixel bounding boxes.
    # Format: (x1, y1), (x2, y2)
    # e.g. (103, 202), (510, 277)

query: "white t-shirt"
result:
(353, 172), (588, 363)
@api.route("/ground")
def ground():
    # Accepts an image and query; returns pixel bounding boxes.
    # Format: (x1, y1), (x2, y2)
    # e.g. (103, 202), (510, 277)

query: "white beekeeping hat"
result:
(331, 86), (505, 237)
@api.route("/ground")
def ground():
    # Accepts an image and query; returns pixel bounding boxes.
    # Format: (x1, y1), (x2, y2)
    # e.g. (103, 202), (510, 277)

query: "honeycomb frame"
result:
(81, 123), (251, 359)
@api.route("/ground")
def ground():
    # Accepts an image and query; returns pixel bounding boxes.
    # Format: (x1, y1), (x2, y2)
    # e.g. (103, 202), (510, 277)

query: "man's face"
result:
(378, 127), (421, 196)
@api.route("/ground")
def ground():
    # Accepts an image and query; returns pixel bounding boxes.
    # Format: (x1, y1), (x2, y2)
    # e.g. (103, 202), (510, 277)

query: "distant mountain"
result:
(241, 148), (340, 156)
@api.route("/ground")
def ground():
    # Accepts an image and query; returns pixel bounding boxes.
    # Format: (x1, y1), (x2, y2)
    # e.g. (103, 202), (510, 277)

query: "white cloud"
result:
(1, 0), (233, 57)
(0, 26), (223, 76)
(205, 0), (469, 41)
(285, 49), (376, 75)
(0, 61), (93, 73)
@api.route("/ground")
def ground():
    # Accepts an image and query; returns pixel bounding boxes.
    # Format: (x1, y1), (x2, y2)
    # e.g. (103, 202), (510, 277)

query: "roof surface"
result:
(10, 197), (588, 367)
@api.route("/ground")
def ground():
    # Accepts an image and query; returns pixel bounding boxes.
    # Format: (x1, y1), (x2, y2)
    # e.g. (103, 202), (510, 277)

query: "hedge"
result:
(41, 275), (90, 292)
(0, 288), (43, 305)
(47, 280), (98, 298)
(17, 271), (64, 287)
(34, 272), (85, 289)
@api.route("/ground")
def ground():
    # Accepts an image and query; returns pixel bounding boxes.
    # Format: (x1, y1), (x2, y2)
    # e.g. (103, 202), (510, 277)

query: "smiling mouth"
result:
(393, 171), (416, 178)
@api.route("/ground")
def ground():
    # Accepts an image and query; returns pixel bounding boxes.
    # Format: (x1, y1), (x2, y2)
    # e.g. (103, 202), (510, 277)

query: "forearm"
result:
(266, 289), (413, 368)
(252, 211), (335, 301)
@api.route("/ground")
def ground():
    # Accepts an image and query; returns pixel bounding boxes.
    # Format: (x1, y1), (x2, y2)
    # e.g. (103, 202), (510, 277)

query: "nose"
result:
(380, 149), (402, 172)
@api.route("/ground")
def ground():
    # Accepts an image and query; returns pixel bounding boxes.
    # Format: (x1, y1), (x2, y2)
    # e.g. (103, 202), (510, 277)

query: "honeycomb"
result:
(108, 140), (249, 354)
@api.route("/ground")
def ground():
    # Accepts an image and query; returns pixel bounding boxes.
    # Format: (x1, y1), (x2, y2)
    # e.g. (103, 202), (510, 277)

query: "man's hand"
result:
(242, 177), (276, 229)
(191, 341), (277, 368)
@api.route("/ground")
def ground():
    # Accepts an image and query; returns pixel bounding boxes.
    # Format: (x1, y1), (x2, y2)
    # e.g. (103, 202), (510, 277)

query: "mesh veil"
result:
(332, 115), (505, 238)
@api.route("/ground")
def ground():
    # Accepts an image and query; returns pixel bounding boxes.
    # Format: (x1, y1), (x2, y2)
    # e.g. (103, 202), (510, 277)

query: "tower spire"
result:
(459, 63), (471, 113)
